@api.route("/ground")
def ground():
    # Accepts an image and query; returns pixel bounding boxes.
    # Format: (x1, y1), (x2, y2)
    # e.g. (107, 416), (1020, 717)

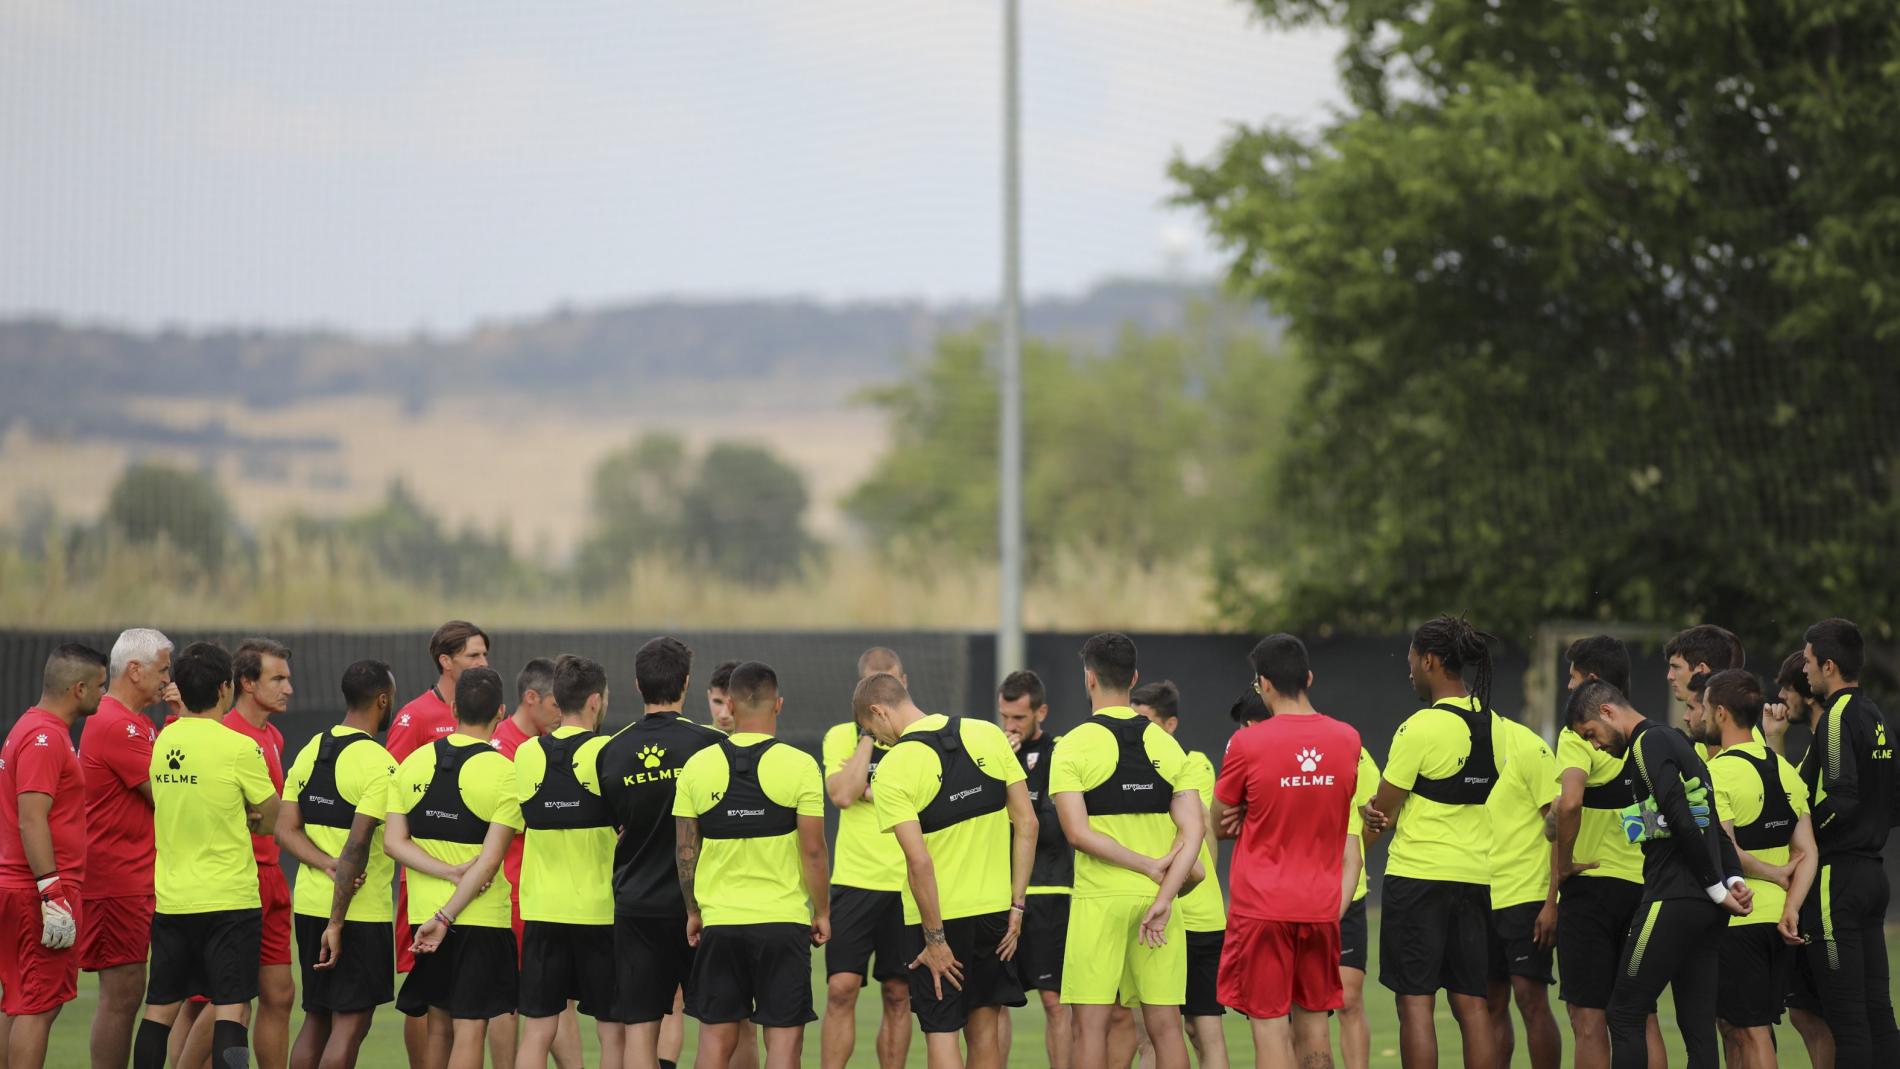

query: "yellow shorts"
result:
(1058, 894), (1186, 1006)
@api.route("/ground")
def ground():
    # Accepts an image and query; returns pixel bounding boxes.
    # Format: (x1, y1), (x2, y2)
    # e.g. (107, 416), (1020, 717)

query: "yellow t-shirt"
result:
(1382, 697), (1508, 886)
(823, 723), (906, 892)
(871, 715), (1025, 924)
(1175, 750), (1226, 932)
(1487, 719), (1559, 908)
(392, 735), (524, 928)
(1555, 729), (1644, 884)
(1048, 707), (1192, 899)
(150, 717), (278, 914)
(673, 733), (825, 927)
(514, 727), (615, 925)
(1346, 747), (1382, 902)
(282, 727), (398, 922)
(1710, 740), (1810, 928)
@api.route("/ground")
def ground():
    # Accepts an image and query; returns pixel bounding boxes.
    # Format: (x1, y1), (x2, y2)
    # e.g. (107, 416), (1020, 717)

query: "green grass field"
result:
(39, 921), (1896, 1068)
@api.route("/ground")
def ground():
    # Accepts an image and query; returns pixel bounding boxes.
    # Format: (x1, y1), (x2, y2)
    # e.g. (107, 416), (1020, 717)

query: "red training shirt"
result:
(490, 716), (535, 759)
(0, 708), (88, 891)
(80, 694), (156, 898)
(222, 709), (287, 865)
(1214, 712), (1362, 923)
(386, 688), (455, 762)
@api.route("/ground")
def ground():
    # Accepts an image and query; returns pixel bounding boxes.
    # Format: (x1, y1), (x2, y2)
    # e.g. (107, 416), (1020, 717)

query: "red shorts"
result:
(78, 893), (154, 972)
(396, 881), (413, 975)
(0, 889), (81, 1015)
(1218, 916), (1343, 1020)
(260, 864), (293, 967)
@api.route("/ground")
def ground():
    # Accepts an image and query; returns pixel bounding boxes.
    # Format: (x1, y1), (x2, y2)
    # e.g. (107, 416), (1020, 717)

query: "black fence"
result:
(5, 626), (1891, 911)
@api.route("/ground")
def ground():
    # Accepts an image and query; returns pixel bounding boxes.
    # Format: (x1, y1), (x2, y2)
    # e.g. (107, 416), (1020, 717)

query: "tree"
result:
(579, 434), (819, 588)
(1172, 0), (1900, 665)
(845, 310), (1298, 573)
(680, 442), (820, 585)
(104, 462), (232, 572)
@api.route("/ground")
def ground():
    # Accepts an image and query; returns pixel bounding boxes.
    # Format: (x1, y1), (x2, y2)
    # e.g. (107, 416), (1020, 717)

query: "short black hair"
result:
(1130, 680), (1180, 720)
(1565, 635), (1631, 695)
(1804, 618), (1863, 681)
(708, 660), (740, 692)
(1665, 625), (1743, 672)
(553, 654), (608, 715)
(1775, 650), (1814, 702)
(233, 638), (291, 685)
(43, 643), (108, 695)
(635, 636), (693, 705)
(1704, 669), (1764, 730)
(1079, 632), (1138, 692)
(998, 669), (1046, 710)
(515, 657), (556, 701)
(1565, 678), (1629, 728)
(454, 667), (505, 727)
(340, 659), (395, 711)
(174, 641), (235, 714)
(728, 662), (779, 710)
(1248, 633), (1310, 698)
(1688, 670), (1710, 696)
(1229, 690), (1270, 725)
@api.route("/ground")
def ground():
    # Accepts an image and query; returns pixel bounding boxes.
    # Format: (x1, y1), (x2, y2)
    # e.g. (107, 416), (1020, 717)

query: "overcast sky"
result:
(0, 1), (1340, 334)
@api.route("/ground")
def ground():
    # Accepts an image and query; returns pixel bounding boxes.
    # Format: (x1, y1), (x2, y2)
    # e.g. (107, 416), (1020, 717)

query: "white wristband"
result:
(1705, 882), (1730, 903)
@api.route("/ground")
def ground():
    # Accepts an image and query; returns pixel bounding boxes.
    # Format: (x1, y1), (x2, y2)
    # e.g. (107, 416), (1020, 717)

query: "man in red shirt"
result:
(1, 643), (108, 1069)
(382, 619), (488, 1069)
(79, 626), (177, 1069)
(1213, 633), (1361, 1068)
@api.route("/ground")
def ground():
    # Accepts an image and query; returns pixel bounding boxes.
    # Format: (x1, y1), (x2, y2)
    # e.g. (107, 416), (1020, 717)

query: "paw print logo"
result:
(165, 748), (185, 770)
(638, 744), (666, 769)
(1295, 748), (1322, 773)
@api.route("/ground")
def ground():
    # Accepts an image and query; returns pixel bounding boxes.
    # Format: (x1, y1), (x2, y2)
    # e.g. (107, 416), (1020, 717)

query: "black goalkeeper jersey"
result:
(598, 712), (726, 917)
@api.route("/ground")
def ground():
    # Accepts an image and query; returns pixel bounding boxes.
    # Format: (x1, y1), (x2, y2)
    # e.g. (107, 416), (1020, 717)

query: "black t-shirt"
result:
(1018, 731), (1073, 889)
(598, 713), (726, 917)
(1627, 719), (1742, 902)
(1798, 688), (1897, 860)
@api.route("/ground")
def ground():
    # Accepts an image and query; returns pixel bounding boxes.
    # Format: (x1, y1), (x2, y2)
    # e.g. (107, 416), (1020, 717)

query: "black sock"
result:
(213, 1019), (251, 1069)
(133, 1018), (171, 1069)
(659, 1061), (677, 1069)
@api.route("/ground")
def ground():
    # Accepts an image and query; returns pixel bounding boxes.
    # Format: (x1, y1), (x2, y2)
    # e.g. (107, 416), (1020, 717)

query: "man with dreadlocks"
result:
(1360, 616), (1510, 1069)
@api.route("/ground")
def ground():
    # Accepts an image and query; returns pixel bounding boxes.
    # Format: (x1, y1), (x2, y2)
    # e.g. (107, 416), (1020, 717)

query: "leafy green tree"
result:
(680, 442), (820, 585)
(104, 462), (232, 572)
(1172, 0), (1900, 666)
(846, 310), (1297, 573)
(580, 433), (819, 588)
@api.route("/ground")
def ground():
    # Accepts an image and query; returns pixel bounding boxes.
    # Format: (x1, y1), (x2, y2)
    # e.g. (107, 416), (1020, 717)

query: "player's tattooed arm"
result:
(675, 817), (700, 913)
(923, 926), (948, 946)
(326, 811), (380, 927)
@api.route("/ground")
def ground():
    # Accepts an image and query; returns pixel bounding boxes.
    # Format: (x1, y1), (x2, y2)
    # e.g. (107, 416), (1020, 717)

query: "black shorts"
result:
(613, 913), (695, 1025)
(1378, 875), (1490, 998)
(1555, 875), (1642, 1009)
(1185, 929), (1226, 1018)
(1718, 924), (1791, 1028)
(147, 909), (263, 1006)
(1014, 893), (1068, 991)
(1339, 896), (1368, 971)
(903, 912), (1026, 1034)
(521, 921), (619, 1022)
(1488, 901), (1554, 984)
(397, 925), (518, 1021)
(1785, 939), (1821, 1014)
(295, 914), (393, 1014)
(826, 887), (908, 982)
(688, 923), (815, 1028)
